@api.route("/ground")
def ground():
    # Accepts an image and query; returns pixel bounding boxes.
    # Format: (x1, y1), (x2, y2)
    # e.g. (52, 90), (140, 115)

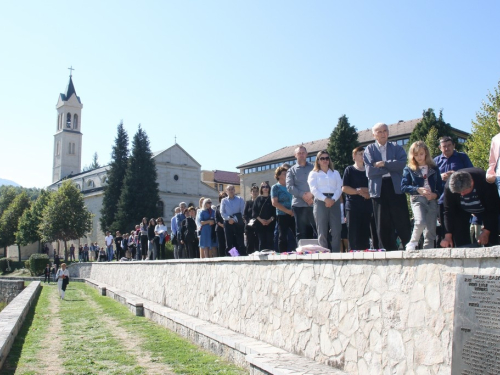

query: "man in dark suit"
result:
(43, 263), (51, 284)
(364, 123), (411, 250)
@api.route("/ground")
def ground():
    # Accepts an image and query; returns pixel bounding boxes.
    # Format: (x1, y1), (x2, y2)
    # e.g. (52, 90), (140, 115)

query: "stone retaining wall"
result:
(0, 280), (24, 304)
(76, 248), (500, 375)
(0, 281), (41, 369)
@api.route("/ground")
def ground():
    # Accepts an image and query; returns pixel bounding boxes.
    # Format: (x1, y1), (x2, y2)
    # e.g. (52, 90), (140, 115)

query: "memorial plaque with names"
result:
(451, 274), (500, 375)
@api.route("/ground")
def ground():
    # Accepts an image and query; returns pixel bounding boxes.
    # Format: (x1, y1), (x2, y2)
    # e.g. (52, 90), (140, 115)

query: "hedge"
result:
(29, 253), (50, 276)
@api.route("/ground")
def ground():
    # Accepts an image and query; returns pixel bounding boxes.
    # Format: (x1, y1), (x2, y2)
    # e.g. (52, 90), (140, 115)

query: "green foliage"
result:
(425, 126), (441, 158)
(40, 180), (93, 260)
(0, 185), (41, 202)
(327, 115), (359, 176)
(465, 81), (500, 171)
(0, 192), (31, 249)
(0, 186), (18, 217)
(165, 241), (174, 259)
(28, 253), (49, 276)
(409, 108), (461, 150)
(100, 122), (129, 233)
(82, 152), (101, 172)
(24, 259), (30, 270)
(114, 126), (160, 231)
(16, 190), (53, 246)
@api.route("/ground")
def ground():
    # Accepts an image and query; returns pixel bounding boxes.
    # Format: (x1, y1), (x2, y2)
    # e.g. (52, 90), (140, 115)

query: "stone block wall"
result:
(0, 280), (24, 303)
(84, 248), (500, 374)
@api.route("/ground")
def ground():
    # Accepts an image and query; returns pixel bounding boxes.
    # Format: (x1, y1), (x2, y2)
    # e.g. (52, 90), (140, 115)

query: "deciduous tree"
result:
(17, 190), (53, 250)
(0, 192), (31, 260)
(40, 181), (93, 261)
(465, 81), (500, 171)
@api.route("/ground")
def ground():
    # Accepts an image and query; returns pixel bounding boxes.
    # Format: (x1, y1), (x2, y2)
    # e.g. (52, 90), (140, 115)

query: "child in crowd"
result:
(401, 141), (443, 250)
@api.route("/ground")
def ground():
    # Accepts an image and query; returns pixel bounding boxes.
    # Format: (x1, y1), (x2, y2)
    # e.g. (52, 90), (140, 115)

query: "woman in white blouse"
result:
(307, 150), (343, 252)
(56, 263), (70, 299)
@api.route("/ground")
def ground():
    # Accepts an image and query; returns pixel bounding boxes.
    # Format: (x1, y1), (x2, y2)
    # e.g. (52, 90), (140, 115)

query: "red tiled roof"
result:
(213, 170), (240, 185)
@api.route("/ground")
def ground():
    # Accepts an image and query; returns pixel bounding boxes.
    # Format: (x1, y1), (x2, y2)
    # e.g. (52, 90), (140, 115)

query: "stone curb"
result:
(0, 281), (41, 369)
(85, 278), (345, 375)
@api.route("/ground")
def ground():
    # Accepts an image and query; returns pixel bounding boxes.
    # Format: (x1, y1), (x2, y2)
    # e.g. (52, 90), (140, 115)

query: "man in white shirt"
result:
(364, 123), (411, 250)
(105, 231), (114, 262)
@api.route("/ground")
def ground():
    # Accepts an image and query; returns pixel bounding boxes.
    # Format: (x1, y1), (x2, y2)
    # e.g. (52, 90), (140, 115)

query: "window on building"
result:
(458, 137), (466, 144)
(73, 114), (78, 129)
(66, 113), (71, 128)
(218, 184), (224, 191)
(87, 180), (95, 188)
(56, 141), (60, 156)
(75, 184), (81, 190)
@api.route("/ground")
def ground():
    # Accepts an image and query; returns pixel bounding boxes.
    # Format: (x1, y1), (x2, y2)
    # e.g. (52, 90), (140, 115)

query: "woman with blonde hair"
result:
(401, 141), (443, 250)
(307, 150), (343, 252)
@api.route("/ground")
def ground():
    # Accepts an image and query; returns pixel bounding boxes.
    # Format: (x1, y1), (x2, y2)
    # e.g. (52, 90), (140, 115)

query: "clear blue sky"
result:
(1, 1), (499, 188)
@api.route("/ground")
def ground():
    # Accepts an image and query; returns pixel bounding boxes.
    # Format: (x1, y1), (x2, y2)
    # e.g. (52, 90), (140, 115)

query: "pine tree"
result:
(82, 152), (101, 171)
(113, 126), (160, 231)
(425, 126), (441, 158)
(100, 122), (129, 233)
(327, 115), (359, 176)
(409, 108), (459, 149)
(465, 81), (500, 171)
(40, 181), (93, 261)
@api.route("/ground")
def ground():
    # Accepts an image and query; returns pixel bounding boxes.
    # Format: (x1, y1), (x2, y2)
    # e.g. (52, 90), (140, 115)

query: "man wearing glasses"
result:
(364, 123), (410, 250)
(221, 185), (246, 255)
(286, 146), (316, 243)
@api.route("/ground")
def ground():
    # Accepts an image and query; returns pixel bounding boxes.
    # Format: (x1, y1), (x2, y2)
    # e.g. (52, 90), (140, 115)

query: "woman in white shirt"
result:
(307, 150), (343, 252)
(154, 217), (168, 260)
(56, 263), (70, 299)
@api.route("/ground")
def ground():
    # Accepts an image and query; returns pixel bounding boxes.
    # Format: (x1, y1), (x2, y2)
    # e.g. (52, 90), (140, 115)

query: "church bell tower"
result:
(52, 69), (83, 183)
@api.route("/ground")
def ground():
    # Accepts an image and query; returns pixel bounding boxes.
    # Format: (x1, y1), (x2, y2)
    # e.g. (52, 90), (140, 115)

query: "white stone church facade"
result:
(8, 76), (218, 259)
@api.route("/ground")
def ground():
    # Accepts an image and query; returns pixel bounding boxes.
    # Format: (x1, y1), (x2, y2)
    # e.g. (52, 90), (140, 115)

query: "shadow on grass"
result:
(1, 286), (42, 375)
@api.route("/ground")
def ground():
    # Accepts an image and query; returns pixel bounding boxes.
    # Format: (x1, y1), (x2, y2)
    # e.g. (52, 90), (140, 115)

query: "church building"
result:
(8, 75), (219, 260)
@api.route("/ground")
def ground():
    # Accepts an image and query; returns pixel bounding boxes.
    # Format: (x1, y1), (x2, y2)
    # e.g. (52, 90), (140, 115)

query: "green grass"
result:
(2, 283), (247, 375)
(80, 284), (247, 374)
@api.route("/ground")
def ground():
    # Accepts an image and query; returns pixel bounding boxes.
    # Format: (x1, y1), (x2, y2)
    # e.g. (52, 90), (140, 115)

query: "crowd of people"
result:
(57, 113), (500, 259)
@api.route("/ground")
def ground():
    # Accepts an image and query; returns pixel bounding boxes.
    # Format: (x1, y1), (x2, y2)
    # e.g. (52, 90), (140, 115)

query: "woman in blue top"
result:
(271, 166), (295, 252)
(199, 198), (217, 258)
(401, 141), (443, 250)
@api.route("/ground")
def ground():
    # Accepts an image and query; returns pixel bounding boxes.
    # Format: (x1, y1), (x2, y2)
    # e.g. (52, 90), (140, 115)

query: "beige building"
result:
(237, 119), (469, 200)
(201, 170), (240, 195)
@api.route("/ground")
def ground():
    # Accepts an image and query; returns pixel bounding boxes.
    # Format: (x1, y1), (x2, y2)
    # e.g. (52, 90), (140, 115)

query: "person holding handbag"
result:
(56, 263), (70, 300)
(252, 182), (276, 251)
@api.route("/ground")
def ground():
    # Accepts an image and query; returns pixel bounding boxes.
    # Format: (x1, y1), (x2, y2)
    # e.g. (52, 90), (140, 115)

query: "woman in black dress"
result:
(252, 182), (276, 251)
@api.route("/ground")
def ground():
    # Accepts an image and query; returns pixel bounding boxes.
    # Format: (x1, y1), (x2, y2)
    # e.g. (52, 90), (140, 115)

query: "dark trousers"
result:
(154, 238), (166, 260)
(245, 226), (259, 254)
(277, 215), (296, 253)
(186, 240), (198, 258)
(346, 207), (372, 250)
(449, 210), (499, 247)
(140, 235), (148, 257)
(216, 226), (226, 257)
(44, 274), (51, 283)
(292, 206), (316, 243)
(256, 222), (275, 251)
(224, 219), (246, 255)
(372, 179), (411, 251)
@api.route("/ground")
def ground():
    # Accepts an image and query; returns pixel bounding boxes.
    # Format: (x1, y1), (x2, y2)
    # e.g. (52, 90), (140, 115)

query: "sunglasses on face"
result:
(319, 156), (330, 161)
(262, 186), (270, 189)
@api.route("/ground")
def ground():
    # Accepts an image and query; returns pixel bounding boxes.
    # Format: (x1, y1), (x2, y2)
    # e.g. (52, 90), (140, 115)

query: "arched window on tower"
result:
(73, 114), (78, 129)
(157, 201), (164, 216)
(68, 142), (72, 154)
(66, 113), (71, 128)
